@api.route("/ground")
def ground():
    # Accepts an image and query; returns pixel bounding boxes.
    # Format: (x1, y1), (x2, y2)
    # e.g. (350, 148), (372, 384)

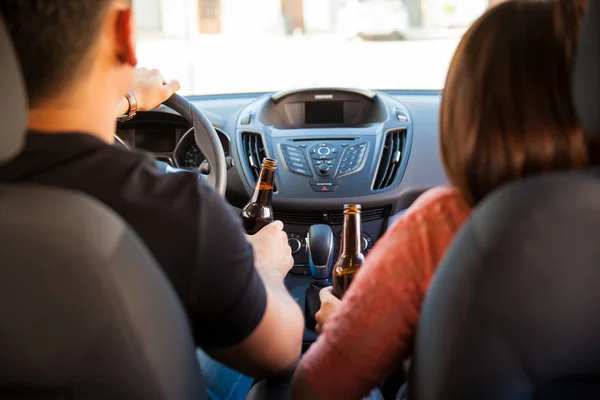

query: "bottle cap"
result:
(343, 204), (362, 214)
(262, 158), (278, 169)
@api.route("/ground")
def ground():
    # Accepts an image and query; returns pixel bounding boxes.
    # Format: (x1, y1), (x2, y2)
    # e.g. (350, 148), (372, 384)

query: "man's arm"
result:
(205, 221), (303, 377)
(205, 283), (304, 378)
(192, 184), (303, 378)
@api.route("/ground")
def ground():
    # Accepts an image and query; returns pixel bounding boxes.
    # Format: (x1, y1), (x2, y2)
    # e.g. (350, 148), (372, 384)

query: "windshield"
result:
(134, 0), (495, 96)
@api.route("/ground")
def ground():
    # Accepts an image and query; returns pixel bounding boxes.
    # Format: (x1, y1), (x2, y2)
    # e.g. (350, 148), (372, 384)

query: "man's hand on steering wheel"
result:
(116, 68), (181, 118)
(114, 66), (227, 196)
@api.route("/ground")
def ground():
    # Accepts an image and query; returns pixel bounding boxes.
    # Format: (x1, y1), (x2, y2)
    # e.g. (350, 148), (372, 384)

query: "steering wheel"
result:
(162, 94), (227, 196)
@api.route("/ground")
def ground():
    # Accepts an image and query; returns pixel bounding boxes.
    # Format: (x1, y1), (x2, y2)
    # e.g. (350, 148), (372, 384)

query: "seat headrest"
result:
(573, 0), (600, 133)
(0, 15), (27, 164)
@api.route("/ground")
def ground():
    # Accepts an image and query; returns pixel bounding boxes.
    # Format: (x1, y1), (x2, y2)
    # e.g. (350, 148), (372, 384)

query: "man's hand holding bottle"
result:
(246, 221), (294, 280)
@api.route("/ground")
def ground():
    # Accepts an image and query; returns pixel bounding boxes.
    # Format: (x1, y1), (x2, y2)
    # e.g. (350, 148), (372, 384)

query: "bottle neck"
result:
(251, 167), (275, 204)
(340, 212), (361, 256)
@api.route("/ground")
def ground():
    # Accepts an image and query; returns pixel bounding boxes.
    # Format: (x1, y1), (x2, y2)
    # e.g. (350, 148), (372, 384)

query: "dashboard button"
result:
(309, 179), (340, 192)
(317, 147), (331, 156)
(283, 149), (304, 158)
(285, 146), (302, 152)
(337, 143), (368, 177)
(290, 166), (312, 176)
(281, 144), (312, 176)
(311, 152), (335, 160)
(311, 184), (338, 192)
(288, 156), (305, 163)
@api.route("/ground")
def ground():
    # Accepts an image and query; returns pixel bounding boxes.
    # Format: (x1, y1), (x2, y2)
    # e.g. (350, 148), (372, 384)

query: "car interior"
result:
(1, 0), (600, 399)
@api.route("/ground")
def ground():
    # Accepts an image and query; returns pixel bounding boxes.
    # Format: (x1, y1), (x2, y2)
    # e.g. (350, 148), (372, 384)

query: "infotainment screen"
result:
(305, 101), (344, 124)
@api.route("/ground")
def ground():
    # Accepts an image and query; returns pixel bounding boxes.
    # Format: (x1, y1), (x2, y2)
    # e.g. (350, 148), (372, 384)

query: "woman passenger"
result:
(292, 1), (588, 399)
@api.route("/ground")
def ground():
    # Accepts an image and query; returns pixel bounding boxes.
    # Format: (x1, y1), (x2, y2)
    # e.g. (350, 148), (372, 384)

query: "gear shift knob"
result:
(307, 224), (335, 283)
(305, 225), (335, 331)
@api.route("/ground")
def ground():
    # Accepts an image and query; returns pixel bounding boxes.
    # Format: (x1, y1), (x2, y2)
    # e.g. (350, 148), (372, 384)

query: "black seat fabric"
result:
(0, 187), (205, 400)
(573, 0), (600, 134)
(411, 171), (600, 400)
(0, 8), (25, 163)
(0, 14), (205, 400)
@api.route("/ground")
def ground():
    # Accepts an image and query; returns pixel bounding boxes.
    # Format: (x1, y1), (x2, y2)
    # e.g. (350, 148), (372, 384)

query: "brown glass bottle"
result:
(332, 204), (365, 299)
(241, 158), (277, 235)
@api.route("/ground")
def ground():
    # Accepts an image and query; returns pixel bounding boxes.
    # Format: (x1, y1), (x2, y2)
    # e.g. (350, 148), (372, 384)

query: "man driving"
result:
(0, 1), (303, 398)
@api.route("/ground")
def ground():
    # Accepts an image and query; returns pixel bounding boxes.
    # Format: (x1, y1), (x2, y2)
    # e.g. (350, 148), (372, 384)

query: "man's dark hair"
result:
(0, 1), (114, 107)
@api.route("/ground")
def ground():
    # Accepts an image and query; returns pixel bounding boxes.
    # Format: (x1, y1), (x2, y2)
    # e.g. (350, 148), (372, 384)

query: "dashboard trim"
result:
(271, 87), (377, 104)
(185, 89), (442, 103)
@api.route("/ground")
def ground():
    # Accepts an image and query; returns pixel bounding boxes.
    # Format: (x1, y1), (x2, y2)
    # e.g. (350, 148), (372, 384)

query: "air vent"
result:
(275, 208), (388, 226)
(241, 132), (268, 184)
(275, 211), (325, 226)
(373, 129), (407, 190)
(329, 207), (388, 225)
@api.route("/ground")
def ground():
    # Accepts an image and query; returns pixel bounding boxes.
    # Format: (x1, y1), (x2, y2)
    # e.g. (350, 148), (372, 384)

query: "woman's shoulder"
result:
(378, 186), (471, 274)
(402, 186), (471, 224)
(414, 185), (469, 210)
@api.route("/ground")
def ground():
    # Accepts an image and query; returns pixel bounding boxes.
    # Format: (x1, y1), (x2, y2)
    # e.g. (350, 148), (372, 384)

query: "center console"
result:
(232, 88), (415, 346)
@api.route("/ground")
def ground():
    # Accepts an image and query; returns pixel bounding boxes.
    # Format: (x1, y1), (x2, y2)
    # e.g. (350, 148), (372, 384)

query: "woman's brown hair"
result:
(440, 0), (588, 206)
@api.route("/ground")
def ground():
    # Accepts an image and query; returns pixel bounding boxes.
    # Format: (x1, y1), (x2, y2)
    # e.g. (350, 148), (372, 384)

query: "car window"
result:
(134, 0), (493, 95)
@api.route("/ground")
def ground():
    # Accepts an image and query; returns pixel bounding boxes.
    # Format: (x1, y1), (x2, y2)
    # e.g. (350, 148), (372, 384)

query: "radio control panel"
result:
(279, 141), (369, 181)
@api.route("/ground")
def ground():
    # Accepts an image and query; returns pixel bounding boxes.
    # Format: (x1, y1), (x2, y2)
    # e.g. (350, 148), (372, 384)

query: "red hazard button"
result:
(310, 181), (339, 193)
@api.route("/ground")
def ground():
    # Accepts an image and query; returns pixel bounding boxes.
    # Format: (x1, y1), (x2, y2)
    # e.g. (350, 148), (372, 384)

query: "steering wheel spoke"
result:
(163, 94), (227, 195)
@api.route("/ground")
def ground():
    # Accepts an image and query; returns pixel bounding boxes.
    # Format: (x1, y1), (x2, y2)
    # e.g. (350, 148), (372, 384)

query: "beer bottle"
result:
(241, 158), (277, 235)
(332, 204), (365, 299)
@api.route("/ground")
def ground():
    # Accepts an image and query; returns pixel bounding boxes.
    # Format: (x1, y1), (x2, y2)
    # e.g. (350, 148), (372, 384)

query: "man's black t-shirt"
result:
(0, 132), (267, 348)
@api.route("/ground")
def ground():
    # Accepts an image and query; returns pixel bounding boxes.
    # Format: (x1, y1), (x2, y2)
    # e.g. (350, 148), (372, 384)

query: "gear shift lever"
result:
(305, 224), (335, 330)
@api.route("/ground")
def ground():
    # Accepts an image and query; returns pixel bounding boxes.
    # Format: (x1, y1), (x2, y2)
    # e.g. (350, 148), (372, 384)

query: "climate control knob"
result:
(337, 231), (374, 253)
(287, 233), (304, 254)
(362, 233), (374, 252)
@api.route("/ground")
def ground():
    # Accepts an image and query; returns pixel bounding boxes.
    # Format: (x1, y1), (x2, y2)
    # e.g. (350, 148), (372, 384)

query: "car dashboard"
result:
(116, 112), (231, 170)
(117, 87), (447, 345)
